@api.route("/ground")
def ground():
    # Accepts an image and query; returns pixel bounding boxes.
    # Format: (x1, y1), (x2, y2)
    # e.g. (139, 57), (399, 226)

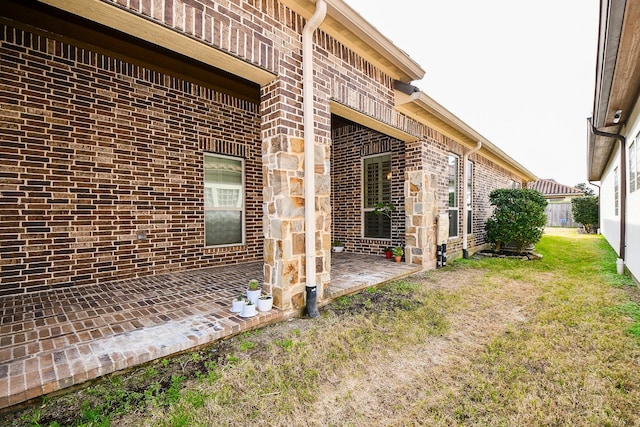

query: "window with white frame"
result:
(614, 166), (619, 216)
(363, 154), (392, 239)
(630, 134), (638, 193)
(508, 179), (521, 189)
(448, 154), (459, 237)
(466, 160), (473, 234)
(204, 154), (244, 246)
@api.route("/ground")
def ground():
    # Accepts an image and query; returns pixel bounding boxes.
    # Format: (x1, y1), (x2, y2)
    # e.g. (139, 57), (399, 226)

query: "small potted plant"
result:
(331, 239), (345, 253)
(392, 246), (404, 262)
(246, 279), (261, 305)
(384, 246), (392, 259)
(257, 294), (273, 312)
(241, 300), (257, 317)
(373, 202), (395, 218)
(231, 293), (245, 313)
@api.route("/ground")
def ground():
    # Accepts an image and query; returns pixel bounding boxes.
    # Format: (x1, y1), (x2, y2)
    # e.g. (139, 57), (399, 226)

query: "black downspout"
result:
(588, 181), (601, 232)
(588, 118), (626, 261)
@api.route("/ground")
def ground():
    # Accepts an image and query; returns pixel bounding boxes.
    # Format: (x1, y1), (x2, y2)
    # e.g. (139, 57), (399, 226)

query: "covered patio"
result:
(0, 254), (421, 410)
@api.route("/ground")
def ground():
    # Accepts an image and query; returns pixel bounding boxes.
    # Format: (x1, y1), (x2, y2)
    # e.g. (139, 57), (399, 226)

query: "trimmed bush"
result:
(571, 196), (599, 233)
(485, 189), (548, 252)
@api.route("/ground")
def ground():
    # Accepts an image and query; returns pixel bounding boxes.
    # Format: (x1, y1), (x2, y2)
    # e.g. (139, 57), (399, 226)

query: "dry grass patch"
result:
(5, 231), (640, 426)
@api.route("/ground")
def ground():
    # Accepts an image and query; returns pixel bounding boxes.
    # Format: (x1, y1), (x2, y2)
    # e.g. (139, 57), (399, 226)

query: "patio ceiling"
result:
(2, 0), (272, 103)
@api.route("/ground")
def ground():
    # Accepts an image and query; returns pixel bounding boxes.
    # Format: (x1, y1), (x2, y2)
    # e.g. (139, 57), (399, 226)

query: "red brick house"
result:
(1, 0), (536, 311)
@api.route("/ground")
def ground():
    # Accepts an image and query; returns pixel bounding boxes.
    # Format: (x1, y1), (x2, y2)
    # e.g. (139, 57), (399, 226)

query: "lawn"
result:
(5, 230), (640, 426)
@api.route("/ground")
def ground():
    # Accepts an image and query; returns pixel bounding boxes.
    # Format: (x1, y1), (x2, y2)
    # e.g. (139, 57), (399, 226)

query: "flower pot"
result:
(394, 255), (402, 263)
(241, 302), (257, 317)
(332, 246), (344, 253)
(231, 298), (245, 313)
(246, 289), (261, 305)
(257, 296), (273, 312)
(385, 249), (392, 259)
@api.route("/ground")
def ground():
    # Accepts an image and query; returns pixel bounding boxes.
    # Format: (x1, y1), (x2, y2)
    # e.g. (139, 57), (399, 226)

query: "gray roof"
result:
(528, 179), (584, 198)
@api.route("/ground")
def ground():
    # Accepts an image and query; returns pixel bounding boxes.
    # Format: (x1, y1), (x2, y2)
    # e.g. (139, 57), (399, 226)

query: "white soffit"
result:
(330, 100), (418, 143)
(396, 90), (537, 182)
(38, 0), (276, 86)
(281, 0), (424, 82)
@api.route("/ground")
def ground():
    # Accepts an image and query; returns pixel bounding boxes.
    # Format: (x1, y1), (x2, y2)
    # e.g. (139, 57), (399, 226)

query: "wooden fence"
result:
(545, 202), (580, 227)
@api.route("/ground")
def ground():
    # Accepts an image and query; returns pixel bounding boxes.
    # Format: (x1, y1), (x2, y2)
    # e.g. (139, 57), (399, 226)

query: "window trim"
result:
(362, 153), (392, 240)
(630, 133), (638, 193)
(614, 166), (619, 216)
(466, 160), (473, 235)
(448, 154), (459, 238)
(204, 152), (246, 247)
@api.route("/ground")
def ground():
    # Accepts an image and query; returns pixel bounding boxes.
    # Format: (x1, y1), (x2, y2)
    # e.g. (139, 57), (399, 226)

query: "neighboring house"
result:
(0, 0), (536, 312)
(588, 0), (640, 282)
(528, 179), (585, 227)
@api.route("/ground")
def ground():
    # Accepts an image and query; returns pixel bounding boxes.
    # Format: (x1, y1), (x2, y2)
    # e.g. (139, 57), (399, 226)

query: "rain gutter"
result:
(303, 0), (326, 317)
(588, 117), (626, 273)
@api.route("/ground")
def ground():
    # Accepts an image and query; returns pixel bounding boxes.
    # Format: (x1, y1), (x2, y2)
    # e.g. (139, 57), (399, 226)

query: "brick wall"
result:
(0, 0), (531, 298)
(331, 122), (406, 255)
(446, 139), (525, 256)
(0, 24), (262, 295)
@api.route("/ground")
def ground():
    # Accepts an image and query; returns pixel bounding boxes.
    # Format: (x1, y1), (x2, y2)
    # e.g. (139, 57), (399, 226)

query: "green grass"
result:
(5, 232), (640, 427)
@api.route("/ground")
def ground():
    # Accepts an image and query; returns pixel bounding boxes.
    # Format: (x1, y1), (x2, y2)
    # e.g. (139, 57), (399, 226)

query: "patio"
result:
(0, 253), (421, 410)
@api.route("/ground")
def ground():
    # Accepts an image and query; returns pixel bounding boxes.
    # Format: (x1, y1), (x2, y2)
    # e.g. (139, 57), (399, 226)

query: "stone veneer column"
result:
(404, 139), (439, 269)
(261, 82), (332, 311)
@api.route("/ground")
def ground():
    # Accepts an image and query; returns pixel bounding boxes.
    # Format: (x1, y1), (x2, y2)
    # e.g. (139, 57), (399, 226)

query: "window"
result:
(630, 136), (637, 193)
(614, 166), (619, 216)
(204, 154), (244, 246)
(508, 179), (521, 189)
(448, 154), (459, 237)
(363, 154), (392, 239)
(466, 160), (473, 234)
(637, 133), (640, 192)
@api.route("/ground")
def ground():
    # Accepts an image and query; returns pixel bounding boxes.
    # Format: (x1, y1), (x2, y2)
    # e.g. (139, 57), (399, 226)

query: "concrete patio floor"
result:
(0, 253), (421, 410)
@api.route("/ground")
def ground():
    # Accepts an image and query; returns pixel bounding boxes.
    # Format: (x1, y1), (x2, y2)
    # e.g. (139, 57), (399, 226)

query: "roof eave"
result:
(280, 0), (425, 82)
(589, 0), (640, 181)
(396, 90), (538, 182)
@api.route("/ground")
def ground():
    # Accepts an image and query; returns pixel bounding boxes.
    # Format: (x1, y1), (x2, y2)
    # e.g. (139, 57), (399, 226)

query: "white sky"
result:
(344, 0), (599, 188)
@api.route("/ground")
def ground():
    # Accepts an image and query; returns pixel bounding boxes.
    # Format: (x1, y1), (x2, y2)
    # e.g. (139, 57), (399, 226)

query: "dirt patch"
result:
(3, 339), (237, 426)
(325, 284), (422, 316)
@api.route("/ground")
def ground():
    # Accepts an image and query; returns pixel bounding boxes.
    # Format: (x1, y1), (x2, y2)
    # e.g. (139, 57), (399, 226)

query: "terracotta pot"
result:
(394, 255), (402, 263)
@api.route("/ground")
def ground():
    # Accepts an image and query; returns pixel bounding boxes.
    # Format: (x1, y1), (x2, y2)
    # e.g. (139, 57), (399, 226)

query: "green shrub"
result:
(571, 196), (599, 233)
(485, 188), (547, 252)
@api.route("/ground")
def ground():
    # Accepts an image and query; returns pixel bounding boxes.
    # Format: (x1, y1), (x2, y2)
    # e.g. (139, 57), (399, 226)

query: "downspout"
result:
(303, 0), (327, 318)
(462, 141), (482, 259)
(588, 181), (601, 233)
(588, 118), (626, 273)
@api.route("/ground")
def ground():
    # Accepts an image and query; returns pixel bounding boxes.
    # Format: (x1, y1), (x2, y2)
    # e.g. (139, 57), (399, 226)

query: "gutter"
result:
(302, 0), (326, 318)
(588, 180), (602, 232)
(462, 141), (482, 259)
(588, 117), (626, 273)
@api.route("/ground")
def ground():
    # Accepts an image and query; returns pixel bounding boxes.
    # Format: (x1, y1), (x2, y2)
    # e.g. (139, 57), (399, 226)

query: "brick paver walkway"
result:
(0, 254), (421, 410)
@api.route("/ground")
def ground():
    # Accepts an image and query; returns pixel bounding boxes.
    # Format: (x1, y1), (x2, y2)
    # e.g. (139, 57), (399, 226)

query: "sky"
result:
(344, 0), (600, 188)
